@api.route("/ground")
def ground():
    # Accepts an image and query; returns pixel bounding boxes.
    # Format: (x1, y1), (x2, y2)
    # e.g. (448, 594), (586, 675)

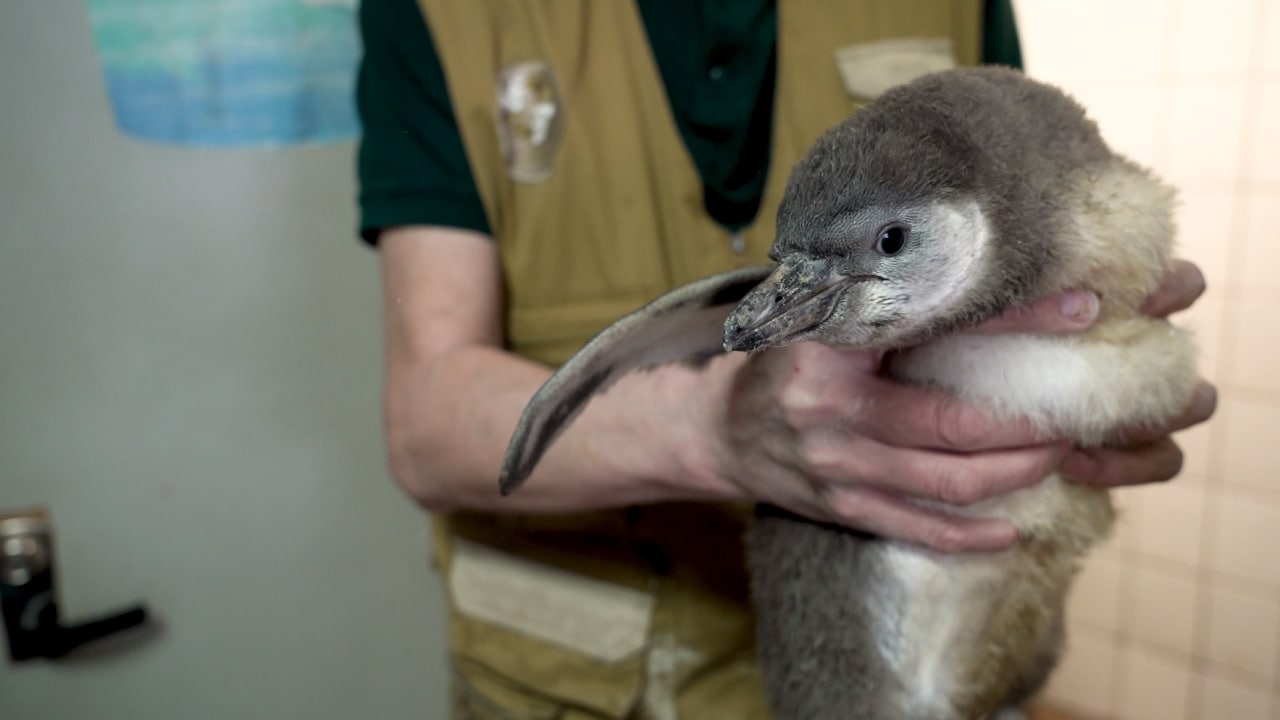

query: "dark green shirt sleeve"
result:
(355, 0), (491, 245)
(982, 0), (1024, 69)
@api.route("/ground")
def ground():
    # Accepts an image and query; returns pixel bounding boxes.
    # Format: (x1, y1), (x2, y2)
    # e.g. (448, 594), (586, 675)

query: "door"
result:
(0, 2), (450, 718)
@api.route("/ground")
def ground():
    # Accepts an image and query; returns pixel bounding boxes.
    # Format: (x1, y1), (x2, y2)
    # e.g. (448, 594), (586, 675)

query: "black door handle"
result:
(1, 512), (150, 661)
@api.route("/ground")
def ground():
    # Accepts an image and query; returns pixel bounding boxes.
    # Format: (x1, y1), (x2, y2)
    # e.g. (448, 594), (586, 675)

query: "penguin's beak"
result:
(723, 257), (871, 352)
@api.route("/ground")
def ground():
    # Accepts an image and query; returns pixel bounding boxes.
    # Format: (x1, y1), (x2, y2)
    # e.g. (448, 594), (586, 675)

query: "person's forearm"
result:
(384, 343), (742, 514)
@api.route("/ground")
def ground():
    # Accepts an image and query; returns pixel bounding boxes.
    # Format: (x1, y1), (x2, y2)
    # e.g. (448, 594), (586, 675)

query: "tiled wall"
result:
(1013, 1), (1280, 718)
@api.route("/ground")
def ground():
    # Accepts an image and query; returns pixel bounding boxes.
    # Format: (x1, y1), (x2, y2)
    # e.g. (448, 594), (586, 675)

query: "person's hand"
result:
(711, 259), (1215, 554)
(1060, 259), (1216, 489)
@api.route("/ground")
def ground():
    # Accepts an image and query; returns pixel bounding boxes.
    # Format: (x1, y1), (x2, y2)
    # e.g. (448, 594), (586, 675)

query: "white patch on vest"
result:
(834, 38), (957, 100)
(496, 60), (563, 183)
(448, 539), (654, 663)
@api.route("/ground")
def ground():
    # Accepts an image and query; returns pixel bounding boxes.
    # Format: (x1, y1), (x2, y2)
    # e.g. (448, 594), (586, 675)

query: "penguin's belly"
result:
(870, 321), (1194, 717)
(747, 321), (1195, 719)
(872, 477), (1111, 719)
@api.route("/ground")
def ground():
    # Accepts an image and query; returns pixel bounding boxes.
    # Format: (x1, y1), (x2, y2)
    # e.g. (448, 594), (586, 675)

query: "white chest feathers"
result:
(869, 317), (1197, 717)
(892, 318), (1198, 448)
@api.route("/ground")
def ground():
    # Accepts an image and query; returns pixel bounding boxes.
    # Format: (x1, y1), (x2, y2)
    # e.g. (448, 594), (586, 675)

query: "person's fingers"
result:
(1140, 259), (1207, 317)
(969, 290), (1100, 335)
(1062, 437), (1185, 488)
(819, 485), (1018, 553)
(967, 259), (1206, 335)
(807, 434), (1070, 505)
(889, 443), (1070, 504)
(852, 371), (1212, 457)
(856, 375), (1054, 451)
(1113, 380), (1217, 445)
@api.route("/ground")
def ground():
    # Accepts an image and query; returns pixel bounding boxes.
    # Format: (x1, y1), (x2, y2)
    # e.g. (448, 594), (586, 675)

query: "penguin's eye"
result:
(876, 224), (908, 256)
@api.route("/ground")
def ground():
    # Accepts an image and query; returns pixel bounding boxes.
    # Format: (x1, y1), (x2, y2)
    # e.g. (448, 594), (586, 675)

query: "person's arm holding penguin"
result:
(361, 0), (1216, 554)
(381, 227), (1212, 553)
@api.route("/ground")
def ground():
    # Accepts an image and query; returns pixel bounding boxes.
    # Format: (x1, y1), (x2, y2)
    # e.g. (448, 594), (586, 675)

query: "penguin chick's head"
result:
(722, 194), (994, 352)
(724, 69), (1058, 353)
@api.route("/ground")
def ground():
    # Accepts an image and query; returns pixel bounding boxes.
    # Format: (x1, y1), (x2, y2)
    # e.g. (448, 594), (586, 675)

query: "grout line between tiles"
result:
(1209, 471), (1280, 508)
(1155, 6), (1207, 720)
(1190, 0), (1277, 717)
(1255, 0), (1280, 706)
(1022, 2), (1280, 717)
(1118, 633), (1279, 692)
(1173, 14), (1215, 720)
(1236, 3), (1280, 715)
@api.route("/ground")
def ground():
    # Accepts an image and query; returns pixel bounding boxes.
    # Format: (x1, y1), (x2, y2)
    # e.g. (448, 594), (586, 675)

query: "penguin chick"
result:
(724, 66), (1140, 354)
(731, 66), (1197, 720)
(500, 66), (1199, 720)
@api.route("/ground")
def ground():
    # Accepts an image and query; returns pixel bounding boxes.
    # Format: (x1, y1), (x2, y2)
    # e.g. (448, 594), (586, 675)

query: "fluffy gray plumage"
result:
(501, 66), (1197, 720)
(725, 67), (1116, 354)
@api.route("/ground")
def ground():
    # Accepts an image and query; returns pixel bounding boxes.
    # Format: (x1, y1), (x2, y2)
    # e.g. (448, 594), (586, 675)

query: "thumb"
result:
(969, 290), (1099, 335)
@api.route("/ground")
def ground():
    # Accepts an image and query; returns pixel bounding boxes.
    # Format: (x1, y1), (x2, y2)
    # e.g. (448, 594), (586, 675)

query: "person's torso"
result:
(419, 3), (984, 717)
(423, 0), (983, 365)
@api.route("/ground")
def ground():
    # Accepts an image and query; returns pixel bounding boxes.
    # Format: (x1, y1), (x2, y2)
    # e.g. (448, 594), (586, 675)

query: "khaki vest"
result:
(417, 2), (983, 718)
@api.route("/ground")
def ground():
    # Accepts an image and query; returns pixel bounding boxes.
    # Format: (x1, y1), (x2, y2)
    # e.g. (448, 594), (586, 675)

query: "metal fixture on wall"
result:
(1, 510), (149, 661)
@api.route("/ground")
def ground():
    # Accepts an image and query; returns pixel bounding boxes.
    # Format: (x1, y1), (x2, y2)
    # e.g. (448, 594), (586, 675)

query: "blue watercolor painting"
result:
(85, 0), (361, 147)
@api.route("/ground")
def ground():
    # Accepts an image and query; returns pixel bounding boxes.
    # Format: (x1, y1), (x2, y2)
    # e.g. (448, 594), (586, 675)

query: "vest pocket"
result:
(833, 37), (958, 100)
(445, 538), (651, 719)
(452, 662), (564, 720)
(435, 507), (765, 720)
(451, 655), (641, 720)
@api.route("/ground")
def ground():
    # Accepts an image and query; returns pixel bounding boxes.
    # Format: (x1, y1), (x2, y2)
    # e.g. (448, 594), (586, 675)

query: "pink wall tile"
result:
(1013, 0), (1097, 91)
(1263, 1), (1280, 78)
(1219, 397), (1280, 493)
(1204, 583), (1280, 682)
(1175, 422), (1215, 483)
(1247, 84), (1280, 184)
(1211, 492), (1280, 588)
(1237, 191), (1280, 298)
(1199, 671), (1275, 720)
(1172, 0), (1257, 81)
(1068, 550), (1124, 632)
(1083, 0), (1170, 85)
(1004, 4), (1280, 718)
(1081, 86), (1164, 169)
(1227, 300), (1280, 394)
(1174, 294), (1223, 388)
(1126, 563), (1199, 655)
(1176, 189), (1238, 291)
(1116, 646), (1192, 720)
(1213, 392), (1280, 491)
(1132, 483), (1207, 567)
(1045, 625), (1120, 718)
(1165, 84), (1248, 187)
(1227, 301), (1280, 393)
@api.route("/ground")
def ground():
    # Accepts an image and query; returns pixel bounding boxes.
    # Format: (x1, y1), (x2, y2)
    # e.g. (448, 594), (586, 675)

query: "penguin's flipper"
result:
(499, 265), (773, 495)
